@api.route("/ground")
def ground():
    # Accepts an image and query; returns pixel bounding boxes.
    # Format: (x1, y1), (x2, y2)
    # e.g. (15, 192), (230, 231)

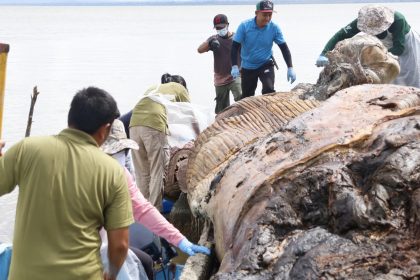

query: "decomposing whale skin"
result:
(166, 34), (400, 201)
(299, 34), (400, 101)
(165, 142), (195, 200)
(186, 84), (420, 279)
(186, 94), (320, 217)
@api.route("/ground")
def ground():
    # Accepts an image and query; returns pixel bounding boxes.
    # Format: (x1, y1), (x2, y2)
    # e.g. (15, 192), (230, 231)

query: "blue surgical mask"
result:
(217, 27), (228, 37)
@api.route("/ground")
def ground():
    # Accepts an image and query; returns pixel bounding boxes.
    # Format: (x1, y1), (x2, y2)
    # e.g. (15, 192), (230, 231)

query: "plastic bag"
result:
(145, 95), (215, 148)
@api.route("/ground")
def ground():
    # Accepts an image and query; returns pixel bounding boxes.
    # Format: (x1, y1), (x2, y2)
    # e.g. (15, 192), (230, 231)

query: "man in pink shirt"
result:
(101, 120), (210, 279)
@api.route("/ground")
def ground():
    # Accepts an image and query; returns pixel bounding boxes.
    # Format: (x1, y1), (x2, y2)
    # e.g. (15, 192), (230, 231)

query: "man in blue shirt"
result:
(231, 0), (296, 99)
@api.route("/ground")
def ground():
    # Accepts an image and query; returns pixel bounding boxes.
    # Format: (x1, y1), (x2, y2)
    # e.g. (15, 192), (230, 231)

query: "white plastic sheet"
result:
(100, 245), (148, 280)
(144, 94), (215, 148)
(380, 29), (420, 87)
(393, 29), (420, 88)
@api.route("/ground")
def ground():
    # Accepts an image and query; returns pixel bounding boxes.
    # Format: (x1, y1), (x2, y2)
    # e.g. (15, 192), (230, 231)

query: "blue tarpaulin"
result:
(0, 243), (12, 280)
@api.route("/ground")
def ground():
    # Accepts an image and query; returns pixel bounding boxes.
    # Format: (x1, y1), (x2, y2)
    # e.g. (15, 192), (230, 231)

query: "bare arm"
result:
(197, 40), (210, 53)
(104, 227), (130, 280)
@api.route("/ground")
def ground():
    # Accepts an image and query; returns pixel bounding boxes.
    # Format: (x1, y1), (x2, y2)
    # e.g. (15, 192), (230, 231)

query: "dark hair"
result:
(161, 73), (187, 90)
(68, 87), (120, 134)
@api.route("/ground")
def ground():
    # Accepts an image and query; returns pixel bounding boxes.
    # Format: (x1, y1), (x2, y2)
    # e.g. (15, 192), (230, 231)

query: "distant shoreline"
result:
(0, 0), (418, 6)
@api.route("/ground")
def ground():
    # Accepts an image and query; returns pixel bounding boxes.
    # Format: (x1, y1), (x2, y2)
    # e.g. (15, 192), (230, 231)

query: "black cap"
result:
(256, 0), (274, 12)
(213, 14), (229, 28)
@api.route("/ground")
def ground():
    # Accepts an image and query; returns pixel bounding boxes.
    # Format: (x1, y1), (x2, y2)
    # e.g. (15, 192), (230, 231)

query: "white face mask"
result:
(217, 27), (228, 37)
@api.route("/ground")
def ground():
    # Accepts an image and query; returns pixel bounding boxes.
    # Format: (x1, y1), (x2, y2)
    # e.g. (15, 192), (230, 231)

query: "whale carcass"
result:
(187, 84), (420, 279)
(179, 33), (419, 279)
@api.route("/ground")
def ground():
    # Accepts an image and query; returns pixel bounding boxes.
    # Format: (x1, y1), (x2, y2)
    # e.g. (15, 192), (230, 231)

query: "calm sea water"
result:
(0, 3), (419, 242)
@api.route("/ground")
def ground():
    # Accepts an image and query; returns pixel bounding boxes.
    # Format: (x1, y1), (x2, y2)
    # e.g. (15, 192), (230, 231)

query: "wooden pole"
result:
(25, 86), (40, 137)
(0, 43), (10, 139)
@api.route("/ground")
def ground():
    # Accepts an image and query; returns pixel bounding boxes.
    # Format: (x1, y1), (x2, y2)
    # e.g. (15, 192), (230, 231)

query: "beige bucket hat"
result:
(101, 119), (139, 155)
(357, 5), (395, 35)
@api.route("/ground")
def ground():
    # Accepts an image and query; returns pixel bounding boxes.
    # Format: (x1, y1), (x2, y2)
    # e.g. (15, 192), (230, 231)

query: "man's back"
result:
(130, 82), (190, 133)
(0, 128), (132, 280)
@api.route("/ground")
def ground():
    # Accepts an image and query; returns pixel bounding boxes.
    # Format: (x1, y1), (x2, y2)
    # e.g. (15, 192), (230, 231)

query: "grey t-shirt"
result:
(207, 33), (241, 86)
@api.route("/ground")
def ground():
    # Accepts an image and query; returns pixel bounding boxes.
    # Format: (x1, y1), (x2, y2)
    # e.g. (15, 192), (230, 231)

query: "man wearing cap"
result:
(198, 14), (242, 113)
(316, 4), (420, 88)
(0, 87), (133, 280)
(230, 0), (296, 99)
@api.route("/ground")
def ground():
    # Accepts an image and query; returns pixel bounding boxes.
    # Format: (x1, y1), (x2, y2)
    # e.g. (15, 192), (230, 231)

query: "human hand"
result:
(209, 38), (220, 51)
(287, 67), (296, 84)
(102, 261), (118, 280)
(103, 271), (116, 280)
(231, 65), (240, 79)
(315, 55), (329, 67)
(178, 238), (210, 256)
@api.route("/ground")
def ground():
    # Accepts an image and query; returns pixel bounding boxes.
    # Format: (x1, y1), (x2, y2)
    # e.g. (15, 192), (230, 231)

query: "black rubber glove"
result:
(209, 38), (220, 51)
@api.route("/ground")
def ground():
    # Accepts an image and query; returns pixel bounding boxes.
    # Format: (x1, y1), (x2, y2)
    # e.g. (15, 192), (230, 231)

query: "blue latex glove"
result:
(178, 238), (210, 256)
(231, 65), (240, 79)
(287, 67), (296, 84)
(316, 55), (329, 67)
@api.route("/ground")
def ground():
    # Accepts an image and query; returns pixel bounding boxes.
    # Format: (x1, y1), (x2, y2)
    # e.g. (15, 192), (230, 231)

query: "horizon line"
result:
(0, 0), (418, 6)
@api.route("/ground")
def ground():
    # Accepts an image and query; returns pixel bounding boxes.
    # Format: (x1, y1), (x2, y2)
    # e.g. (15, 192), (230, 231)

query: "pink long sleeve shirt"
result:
(124, 168), (185, 246)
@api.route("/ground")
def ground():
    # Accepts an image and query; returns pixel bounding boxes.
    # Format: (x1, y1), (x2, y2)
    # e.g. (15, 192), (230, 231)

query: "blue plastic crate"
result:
(155, 263), (184, 280)
(162, 199), (174, 214)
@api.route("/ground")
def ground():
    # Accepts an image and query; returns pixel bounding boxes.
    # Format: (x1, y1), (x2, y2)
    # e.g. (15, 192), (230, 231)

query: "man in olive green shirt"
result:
(130, 74), (190, 210)
(0, 87), (134, 280)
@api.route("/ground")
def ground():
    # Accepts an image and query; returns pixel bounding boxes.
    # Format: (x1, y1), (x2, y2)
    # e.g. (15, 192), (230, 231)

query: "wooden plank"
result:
(0, 43), (10, 139)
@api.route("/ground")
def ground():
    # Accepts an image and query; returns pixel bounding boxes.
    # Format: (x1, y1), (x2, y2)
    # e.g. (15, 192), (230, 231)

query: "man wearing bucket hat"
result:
(102, 118), (138, 178)
(316, 4), (420, 88)
(197, 14), (242, 113)
(230, 0), (297, 99)
(101, 119), (210, 279)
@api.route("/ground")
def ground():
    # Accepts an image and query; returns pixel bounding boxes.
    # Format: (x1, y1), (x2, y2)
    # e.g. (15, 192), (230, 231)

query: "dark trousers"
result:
(130, 246), (154, 280)
(241, 61), (275, 99)
(214, 78), (242, 113)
